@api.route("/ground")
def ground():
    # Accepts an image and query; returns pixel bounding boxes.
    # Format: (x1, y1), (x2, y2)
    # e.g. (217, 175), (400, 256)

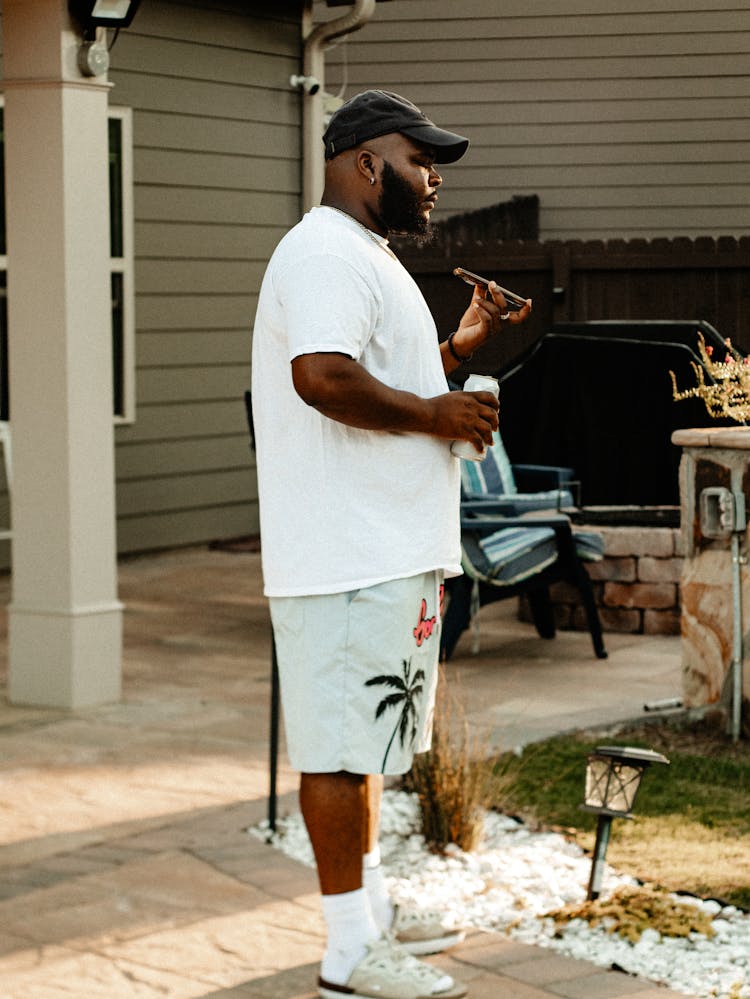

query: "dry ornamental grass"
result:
(405, 670), (497, 854)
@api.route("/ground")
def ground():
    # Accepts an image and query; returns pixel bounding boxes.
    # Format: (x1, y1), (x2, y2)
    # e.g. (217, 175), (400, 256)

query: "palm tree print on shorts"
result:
(365, 656), (425, 772)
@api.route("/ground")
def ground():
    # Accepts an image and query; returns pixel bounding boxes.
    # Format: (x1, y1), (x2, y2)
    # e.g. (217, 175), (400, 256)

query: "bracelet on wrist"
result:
(447, 331), (473, 363)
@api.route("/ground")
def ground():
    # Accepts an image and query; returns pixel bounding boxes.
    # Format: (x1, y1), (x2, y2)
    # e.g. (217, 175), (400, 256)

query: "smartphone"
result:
(453, 267), (527, 311)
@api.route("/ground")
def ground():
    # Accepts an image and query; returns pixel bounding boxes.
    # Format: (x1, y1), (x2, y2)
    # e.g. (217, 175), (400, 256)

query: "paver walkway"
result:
(0, 546), (691, 998)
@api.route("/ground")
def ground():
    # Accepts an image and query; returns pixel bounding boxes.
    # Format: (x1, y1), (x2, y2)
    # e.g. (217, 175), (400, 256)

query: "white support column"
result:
(4, 0), (123, 707)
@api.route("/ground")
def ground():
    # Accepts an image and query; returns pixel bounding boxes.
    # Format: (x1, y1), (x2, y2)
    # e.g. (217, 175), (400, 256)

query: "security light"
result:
(69, 0), (142, 31)
(70, 0), (142, 75)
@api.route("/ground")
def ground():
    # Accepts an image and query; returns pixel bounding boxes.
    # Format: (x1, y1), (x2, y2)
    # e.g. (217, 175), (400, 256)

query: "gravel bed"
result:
(252, 788), (750, 999)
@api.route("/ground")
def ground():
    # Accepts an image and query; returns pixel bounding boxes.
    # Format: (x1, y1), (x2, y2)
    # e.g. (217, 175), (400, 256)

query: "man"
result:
(252, 90), (531, 999)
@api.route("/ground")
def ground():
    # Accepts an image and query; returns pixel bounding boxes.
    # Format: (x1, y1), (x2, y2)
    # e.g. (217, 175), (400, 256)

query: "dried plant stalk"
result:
(671, 332), (750, 423)
(406, 670), (493, 853)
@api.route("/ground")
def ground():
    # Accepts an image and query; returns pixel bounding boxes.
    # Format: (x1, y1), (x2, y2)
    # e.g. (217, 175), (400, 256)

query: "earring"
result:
(370, 176), (375, 186)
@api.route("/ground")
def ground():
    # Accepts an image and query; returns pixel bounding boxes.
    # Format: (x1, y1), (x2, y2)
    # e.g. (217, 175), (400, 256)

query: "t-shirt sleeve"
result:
(275, 252), (379, 363)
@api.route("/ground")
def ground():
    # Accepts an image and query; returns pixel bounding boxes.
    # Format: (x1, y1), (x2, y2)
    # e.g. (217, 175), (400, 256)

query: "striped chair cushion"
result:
(462, 525), (559, 586)
(573, 529), (605, 562)
(460, 430), (517, 496)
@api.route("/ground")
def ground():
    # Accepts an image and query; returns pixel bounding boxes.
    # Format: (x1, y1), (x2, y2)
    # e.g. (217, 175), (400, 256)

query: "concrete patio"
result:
(0, 545), (690, 998)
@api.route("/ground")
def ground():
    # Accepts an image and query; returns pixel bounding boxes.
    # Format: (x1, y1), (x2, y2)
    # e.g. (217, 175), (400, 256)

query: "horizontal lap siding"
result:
(319, 0), (749, 238)
(109, 0), (303, 552)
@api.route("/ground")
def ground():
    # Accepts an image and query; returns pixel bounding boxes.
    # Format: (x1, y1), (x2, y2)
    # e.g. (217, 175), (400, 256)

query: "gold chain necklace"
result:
(325, 206), (399, 262)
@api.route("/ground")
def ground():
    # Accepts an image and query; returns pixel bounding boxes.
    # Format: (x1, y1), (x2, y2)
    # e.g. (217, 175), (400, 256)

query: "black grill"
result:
(494, 320), (735, 509)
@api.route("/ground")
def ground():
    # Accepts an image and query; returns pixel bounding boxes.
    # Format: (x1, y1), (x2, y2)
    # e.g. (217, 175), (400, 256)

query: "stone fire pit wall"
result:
(522, 523), (683, 637)
(671, 426), (750, 710)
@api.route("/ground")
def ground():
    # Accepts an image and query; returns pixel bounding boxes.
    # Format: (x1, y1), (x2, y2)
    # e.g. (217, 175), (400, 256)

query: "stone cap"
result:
(672, 426), (750, 449)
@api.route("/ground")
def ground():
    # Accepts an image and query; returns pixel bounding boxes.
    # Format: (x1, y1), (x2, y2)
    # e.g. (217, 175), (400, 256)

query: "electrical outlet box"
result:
(700, 487), (747, 538)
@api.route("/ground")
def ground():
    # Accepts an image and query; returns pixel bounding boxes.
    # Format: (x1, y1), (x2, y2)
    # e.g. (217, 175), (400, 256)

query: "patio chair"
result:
(441, 429), (607, 661)
(459, 426), (605, 562)
(460, 427), (577, 513)
(442, 505), (607, 661)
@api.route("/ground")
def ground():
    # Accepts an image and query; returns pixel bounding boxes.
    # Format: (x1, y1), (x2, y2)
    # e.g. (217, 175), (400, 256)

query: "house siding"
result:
(108, 0), (303, 553)
(318, 0), (750, 239)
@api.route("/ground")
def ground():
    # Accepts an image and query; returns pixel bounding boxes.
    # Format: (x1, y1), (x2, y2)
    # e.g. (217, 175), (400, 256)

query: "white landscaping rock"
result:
(251, 789), (750, 999)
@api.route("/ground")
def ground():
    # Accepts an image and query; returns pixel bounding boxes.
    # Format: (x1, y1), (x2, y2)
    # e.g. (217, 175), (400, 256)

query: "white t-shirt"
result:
(251, 206), (461, 597)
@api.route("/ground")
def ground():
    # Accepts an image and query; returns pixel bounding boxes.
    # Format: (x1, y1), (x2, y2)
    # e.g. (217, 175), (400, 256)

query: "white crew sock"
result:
(320, 887), (379, 985)
(362, 845), (395, 931)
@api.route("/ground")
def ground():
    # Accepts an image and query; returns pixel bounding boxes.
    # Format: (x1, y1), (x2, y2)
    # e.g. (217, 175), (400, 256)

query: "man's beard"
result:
(377, 160), (436, 247)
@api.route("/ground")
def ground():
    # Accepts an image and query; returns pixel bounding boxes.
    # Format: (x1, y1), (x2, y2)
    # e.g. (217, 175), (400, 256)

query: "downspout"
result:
(300, 0), (377, 212)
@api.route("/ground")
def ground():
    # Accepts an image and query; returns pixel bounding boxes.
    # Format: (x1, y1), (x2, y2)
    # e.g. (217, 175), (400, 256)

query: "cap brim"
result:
(401, 123), (470, 163)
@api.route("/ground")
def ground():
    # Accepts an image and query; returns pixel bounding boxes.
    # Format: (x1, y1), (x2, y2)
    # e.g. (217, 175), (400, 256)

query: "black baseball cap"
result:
(323, 90), (469, 164)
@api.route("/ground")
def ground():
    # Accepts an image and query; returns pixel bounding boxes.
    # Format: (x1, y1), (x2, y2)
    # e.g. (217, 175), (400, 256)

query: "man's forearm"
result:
(291, 351), (499, 449)
(291, 352), (435, 434)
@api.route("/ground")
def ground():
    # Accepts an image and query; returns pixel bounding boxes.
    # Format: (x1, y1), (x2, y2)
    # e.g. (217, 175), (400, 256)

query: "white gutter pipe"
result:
(300, 0), (377, 212)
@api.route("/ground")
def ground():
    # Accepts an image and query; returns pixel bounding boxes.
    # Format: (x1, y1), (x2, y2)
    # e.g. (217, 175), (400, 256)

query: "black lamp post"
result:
(581, 745), (669, 900)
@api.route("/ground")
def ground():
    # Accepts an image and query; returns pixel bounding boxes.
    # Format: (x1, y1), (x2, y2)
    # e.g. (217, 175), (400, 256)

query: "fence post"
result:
(552, 242), (571, 322)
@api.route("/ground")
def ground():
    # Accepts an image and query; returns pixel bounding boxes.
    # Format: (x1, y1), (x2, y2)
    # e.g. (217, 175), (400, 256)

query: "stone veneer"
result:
(671, 425), (750, 711)
(525, 525), (683, 636)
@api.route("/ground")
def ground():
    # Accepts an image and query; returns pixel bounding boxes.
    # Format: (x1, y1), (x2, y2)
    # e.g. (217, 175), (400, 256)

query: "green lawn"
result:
(489, 720), (750, 909)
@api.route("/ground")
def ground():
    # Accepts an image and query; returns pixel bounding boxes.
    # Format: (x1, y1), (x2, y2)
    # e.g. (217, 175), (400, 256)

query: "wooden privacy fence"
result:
(395, 217), (750, 629)
(395, 234), (750, 376)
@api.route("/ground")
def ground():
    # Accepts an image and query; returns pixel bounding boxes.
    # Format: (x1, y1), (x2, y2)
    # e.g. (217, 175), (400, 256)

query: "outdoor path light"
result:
(581, 745), (670, 900)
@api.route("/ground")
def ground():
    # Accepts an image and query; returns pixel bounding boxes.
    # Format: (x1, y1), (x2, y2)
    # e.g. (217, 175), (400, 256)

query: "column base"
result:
(8, 601), (123, 708)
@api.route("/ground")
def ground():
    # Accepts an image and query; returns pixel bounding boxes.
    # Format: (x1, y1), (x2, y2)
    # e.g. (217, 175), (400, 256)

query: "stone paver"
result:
(550, 970), (660, 999)
(0, 547), (693, 998)
(504, 952), (614, 986)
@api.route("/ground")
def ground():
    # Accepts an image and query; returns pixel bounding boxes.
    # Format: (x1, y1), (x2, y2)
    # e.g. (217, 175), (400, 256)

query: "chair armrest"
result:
(512, 464), (575, 491)
(462, 497), (533, 516)
(461, 510), (573, 533)
(462, 490), (576, 515)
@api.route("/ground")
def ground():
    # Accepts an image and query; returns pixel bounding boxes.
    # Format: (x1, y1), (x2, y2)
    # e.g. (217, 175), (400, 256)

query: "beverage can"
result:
(450, 374), (500, 462)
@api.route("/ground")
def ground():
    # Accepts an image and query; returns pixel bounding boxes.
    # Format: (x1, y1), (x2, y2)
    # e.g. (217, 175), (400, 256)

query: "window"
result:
(0, 100), (135, 423)
(108, 107), (136, 423)
(0, 106), (7, 423)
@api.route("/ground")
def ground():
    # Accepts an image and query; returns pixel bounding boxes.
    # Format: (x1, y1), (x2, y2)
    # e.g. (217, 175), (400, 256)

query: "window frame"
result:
(108, 105), (136, 425)
(0, 97), (136, 424)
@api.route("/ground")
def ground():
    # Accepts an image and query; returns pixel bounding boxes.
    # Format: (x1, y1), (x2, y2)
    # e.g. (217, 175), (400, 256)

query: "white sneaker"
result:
(390, 904), (466, 956)
(318, 933), (467, 999)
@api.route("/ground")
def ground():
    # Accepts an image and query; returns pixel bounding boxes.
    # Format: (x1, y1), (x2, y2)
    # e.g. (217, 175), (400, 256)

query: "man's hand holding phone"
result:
(444, 267), (532, 370)
(453, 267), (529, 312)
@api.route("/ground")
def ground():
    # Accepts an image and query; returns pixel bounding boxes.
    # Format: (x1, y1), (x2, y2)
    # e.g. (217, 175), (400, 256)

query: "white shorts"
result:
(269, 571), (444, 775)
